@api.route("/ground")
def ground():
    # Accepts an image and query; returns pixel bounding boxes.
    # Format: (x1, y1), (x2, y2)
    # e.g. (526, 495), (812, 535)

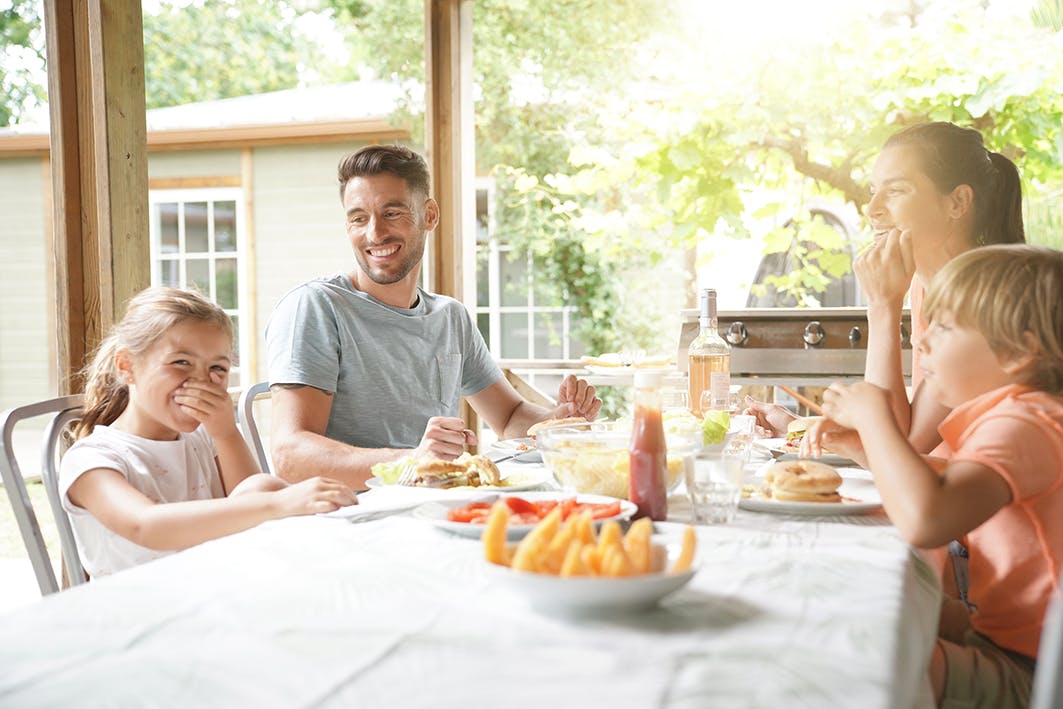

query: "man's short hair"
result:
(337, 145), (431, 200)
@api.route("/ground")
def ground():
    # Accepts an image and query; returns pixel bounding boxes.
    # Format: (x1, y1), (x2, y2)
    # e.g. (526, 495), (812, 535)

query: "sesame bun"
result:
(765, 460), (842, 502)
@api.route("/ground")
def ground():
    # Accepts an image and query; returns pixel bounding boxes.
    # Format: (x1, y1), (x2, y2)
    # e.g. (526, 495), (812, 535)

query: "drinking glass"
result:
(661, 389), (689, 413)
(684, 414), (755, 524)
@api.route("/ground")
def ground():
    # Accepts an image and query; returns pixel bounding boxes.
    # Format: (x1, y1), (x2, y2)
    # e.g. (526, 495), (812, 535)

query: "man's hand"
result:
(414, 416), (477, 460)
(551, 374), (602, 421)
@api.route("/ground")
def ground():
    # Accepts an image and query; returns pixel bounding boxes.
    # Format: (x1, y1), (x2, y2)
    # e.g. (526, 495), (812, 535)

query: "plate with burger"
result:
(739, 459), (882, 515)
(366, 453), (552, 491)
(754, 416), (860, 468)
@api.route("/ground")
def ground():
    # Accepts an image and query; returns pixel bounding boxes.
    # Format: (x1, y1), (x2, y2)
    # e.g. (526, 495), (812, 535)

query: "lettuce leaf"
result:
(701, 410), (731, 445)
(370, 456), (414, 484)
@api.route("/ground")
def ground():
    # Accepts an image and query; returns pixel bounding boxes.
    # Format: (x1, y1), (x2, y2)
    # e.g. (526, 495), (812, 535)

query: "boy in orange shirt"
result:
(804, 244), (1063, 707)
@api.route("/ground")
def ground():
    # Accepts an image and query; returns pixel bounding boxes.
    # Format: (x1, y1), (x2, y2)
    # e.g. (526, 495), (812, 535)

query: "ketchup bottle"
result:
(629, 370), (668, 521)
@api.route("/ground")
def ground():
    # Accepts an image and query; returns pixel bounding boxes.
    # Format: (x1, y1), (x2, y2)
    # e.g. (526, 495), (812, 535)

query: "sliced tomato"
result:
(559, 497), (578, 520)
(571, 501), (623, 520)
(504, 496), (538, 515)
(446, 501), (493, 523)
(511, 512), (541, 525)
(533, 499), (559, 517)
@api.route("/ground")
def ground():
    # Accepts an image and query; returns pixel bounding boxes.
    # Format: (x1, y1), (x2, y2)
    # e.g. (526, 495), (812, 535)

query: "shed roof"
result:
(0, 81), (410, 157)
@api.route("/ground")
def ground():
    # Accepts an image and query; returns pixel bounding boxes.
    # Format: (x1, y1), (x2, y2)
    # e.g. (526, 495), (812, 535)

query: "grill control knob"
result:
(849, 326), (862, 347)
(803, 321), (825, 348)
(726, 321), (748, 347)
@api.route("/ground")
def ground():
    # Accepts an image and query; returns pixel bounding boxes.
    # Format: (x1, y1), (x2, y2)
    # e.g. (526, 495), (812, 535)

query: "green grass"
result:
(0, 480), (62, 561)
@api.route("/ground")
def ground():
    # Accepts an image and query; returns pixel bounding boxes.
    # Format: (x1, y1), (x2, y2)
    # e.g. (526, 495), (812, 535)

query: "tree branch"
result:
(757, 137), (871, 207)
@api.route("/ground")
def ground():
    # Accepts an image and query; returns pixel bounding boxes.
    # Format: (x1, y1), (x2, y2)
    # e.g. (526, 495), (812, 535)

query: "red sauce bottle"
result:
(629, 370), (668, 521)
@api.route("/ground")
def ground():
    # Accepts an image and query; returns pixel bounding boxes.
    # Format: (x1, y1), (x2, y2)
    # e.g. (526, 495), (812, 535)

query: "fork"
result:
(395, 458), (419, 486)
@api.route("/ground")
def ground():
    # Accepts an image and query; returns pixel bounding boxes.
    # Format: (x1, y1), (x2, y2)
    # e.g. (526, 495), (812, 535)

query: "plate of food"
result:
(579, 353), (673, 377)
(754, 430), (859, 468)
(413, 492), (636, 540)
(366, 453), (552, 491)
(488, 436), (542, 463)
(739, 459), (882, 516)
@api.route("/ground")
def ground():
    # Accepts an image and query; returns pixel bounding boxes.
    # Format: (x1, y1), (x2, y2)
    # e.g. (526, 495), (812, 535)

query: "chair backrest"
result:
(40, 405), (88, 588)
(0, 395), (85, 595)
(238, 381), (273, 475)
(1031, 575), (1063, 709)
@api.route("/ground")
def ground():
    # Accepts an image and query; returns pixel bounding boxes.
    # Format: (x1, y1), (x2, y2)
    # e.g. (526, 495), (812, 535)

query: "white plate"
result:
(584, 365), (674, 377)
(412, 492), (637, 540)
(484, 541), (695, 613)
(740, 463), (882, 516)
(489, 437), (542, 463)
(364, 464), (553, 492)
(754, 437), (858, 467)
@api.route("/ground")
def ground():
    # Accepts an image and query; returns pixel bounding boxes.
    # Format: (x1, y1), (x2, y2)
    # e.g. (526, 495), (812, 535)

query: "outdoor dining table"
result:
(0, 459), (941, 709)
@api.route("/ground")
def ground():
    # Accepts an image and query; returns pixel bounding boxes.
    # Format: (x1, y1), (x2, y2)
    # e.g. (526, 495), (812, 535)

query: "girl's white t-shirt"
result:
(59, 424), (222, 578)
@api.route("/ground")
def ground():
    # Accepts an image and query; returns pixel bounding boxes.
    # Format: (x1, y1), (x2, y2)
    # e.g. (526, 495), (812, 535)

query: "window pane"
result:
(184, 202), (209, 253)
(214, 200), (237, 252)
(532, 275), (564, 307)
(500, 252), (528, 307)
(533, 312), (564, 359)
(159, 259), (179, 288)
(568, 314), (587, 358)
(187, 259), (210, 296)
(158, 203), (179, 254)
(500, 312), (528, 358)
(476, 245), (490, 307)
(476, 312), (490, 344)
(215, 258), (238, 309)
(476, 188), (490, 243)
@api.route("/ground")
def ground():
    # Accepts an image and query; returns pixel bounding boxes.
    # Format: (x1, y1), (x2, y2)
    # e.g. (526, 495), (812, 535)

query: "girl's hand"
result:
(742, 396), (796, 437)
(274, 477), (357, 516)
(853, 228), (916, 308)
(820, 382), (892, 431)
(174, 378), (238, 437)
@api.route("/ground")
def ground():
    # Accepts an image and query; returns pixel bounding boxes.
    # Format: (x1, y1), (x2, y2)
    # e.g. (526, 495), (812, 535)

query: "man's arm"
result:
(468, 374), (602, 439)
(269, 384), (410, 488)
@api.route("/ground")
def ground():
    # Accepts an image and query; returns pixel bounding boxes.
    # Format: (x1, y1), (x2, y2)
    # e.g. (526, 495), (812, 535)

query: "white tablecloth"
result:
(0, 479), (940, 709)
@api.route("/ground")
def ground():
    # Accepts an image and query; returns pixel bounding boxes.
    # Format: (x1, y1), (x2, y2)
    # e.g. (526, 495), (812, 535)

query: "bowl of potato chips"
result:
(536, 420), (699, 499)
(480, 503), (697, 613)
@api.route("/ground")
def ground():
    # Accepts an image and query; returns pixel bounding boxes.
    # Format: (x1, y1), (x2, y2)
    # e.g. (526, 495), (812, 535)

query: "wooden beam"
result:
(148, 176), (242, 190)
(425, 0), (474, 306)
(44, 0), (150, 394)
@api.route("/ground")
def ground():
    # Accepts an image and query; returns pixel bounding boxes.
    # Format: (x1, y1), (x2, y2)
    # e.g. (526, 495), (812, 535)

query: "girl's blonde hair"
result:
(74, 287), (233, 439)
(923, 245), (1063, 394)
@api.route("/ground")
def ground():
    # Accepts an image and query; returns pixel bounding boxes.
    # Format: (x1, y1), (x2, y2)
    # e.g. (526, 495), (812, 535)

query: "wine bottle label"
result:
(709, 371), (731, 409)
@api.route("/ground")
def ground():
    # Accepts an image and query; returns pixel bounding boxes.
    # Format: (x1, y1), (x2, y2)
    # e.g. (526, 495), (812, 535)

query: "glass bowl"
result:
(536, 420), (700, 499)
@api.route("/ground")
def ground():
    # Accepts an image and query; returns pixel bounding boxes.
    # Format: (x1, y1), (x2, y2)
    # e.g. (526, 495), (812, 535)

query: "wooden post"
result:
(44, 0), (150, 394)
(426, 0), (480, 441)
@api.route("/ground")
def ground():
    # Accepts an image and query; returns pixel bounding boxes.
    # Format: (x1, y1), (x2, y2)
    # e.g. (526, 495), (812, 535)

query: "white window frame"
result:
(147, 187), (251, 390)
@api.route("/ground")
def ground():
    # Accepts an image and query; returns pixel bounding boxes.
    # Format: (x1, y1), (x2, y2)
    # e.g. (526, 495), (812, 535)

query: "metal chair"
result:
(1031, 573), (1063, 709)
(238, 381), (273, 475)
(0, 395), (87, 595)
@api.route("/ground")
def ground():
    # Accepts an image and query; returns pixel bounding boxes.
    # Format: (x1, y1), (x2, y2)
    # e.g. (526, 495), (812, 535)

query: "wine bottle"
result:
(687, 288), (731, 415)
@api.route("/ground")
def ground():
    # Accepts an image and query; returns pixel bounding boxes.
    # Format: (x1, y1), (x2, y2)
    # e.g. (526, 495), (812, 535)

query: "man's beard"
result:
(356, 239), (426, 285)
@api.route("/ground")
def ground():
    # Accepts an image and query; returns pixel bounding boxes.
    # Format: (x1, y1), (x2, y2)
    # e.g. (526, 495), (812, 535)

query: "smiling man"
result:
(264, 145), (601, 488)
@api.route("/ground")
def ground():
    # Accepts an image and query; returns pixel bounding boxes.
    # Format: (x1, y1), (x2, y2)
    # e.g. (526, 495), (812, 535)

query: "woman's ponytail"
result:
(985, 151), (1025, 246)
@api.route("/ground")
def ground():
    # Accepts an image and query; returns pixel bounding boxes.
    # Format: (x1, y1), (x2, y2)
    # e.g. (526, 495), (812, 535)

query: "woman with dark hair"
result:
(749, 121), (1025, 459)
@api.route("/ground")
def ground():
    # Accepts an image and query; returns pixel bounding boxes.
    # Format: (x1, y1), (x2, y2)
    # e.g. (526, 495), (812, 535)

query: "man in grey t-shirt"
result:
(265, 145), (601, 488)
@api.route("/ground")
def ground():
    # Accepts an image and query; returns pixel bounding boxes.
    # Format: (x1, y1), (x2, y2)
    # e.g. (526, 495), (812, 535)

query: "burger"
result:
(764, 460), (842, 502)
(782, 416), (822, 453)
(412, 454), (501, 488)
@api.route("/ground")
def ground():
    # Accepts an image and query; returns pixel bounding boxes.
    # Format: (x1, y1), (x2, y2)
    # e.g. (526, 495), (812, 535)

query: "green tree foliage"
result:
(0, 0), (45, 127)
(143, 0), (332, 109)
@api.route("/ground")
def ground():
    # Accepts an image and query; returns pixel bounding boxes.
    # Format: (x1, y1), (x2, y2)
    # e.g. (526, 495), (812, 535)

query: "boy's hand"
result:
(820, 381), (892, 431)
(800, 416), (866, 465)
(275, 477), (357, 516)
(174, 378), (238, 437)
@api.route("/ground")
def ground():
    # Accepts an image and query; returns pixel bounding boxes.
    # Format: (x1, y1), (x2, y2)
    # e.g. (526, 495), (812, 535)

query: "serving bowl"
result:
(536, 420), (700, 499)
